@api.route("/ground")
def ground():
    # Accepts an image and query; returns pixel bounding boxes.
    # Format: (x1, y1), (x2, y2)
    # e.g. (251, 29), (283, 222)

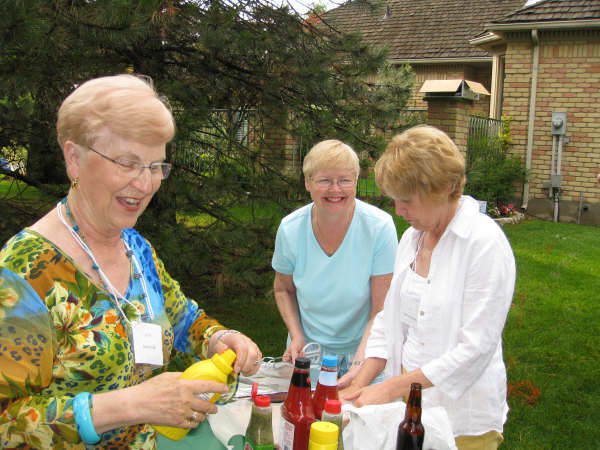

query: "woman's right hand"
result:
(136, 372), (228, 427)
(92, 371), (229, 432)
(282, 338), (306, 364)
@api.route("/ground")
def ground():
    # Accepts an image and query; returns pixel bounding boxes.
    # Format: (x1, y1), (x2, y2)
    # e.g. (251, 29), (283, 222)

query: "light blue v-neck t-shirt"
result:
(272, 199), (398, 353)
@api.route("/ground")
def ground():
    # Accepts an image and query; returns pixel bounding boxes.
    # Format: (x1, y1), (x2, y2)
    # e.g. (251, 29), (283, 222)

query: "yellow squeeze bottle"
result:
(152, 349), (237, 441)
(308, 421), (339, 450)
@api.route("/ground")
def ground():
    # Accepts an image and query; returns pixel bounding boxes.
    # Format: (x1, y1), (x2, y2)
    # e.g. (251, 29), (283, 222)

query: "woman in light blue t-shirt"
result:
(272, 139), (398, 387)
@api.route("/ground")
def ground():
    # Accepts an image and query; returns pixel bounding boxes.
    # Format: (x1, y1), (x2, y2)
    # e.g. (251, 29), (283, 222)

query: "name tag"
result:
(132, 322), (164, 366)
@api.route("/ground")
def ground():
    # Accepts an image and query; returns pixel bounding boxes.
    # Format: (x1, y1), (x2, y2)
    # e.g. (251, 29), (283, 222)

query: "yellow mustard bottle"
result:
(308, 421), (339, 450)
(153, 349), (237, 441)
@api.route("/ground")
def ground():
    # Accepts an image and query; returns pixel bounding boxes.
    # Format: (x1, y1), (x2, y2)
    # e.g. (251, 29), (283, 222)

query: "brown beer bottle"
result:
(396, 383), (424, 450)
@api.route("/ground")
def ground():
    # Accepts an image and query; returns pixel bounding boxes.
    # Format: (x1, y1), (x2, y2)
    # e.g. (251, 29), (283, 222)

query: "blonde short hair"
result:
(302, 139), (359, 179)
(375, 125), (466, 202)
(56, 74), (175, 149)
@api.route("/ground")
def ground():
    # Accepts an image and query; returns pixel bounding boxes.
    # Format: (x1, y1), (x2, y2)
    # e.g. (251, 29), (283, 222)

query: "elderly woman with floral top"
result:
(0, 74), (262, 448)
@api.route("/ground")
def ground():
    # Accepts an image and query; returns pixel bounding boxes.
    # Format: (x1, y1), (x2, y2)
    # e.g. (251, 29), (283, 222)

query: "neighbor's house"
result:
(472, 0), (600, 223)
(324, 0), (600, 224)
(322, 0), (524, 112)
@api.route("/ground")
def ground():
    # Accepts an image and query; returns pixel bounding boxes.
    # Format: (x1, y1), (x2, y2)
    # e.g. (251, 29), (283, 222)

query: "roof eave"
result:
(485, 19), (600, 32)
(388, 57), (492, 65)
(469, 32), (504, 47)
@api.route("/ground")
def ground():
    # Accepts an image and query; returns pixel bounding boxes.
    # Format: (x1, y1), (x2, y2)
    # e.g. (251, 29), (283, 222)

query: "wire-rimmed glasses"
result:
(311, 176), (356, 189)
(85, 145), (172, 180)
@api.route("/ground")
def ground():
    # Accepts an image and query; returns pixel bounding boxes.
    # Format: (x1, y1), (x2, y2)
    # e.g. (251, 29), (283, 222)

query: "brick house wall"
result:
(426, 97), (490, 155)
(502, 29), (600, 224)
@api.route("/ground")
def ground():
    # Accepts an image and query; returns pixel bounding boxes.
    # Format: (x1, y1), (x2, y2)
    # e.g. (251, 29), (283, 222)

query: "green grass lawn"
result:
(0, 178), (60, 207)
(501, 220), (599, 449)
(0, 178), (40, 199)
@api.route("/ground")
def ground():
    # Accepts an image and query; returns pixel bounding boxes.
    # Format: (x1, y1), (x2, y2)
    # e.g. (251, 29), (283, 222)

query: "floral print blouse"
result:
(0, 228), (225, 449)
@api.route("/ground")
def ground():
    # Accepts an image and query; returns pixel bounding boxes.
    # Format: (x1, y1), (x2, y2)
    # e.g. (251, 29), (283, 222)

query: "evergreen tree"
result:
(1, 0), (414, 296)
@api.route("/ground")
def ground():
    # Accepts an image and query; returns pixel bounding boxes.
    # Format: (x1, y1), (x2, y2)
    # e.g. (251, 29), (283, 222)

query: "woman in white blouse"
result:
(342, 125), (516, 450)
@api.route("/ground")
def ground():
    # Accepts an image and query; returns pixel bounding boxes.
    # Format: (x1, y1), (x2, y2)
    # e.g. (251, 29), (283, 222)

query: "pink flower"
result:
(497, 204), (516, 217)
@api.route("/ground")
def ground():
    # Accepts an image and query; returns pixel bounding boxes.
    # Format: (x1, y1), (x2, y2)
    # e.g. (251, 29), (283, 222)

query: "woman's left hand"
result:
(211, 330), (262, 376)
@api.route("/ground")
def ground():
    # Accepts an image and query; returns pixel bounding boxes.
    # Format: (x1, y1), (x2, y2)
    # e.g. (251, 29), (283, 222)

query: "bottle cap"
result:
(324, 399), (341, 414)
(212, 349), (236, 374)
(309, 421), (339, 445)
(321, 355), (338, 368)
(295, 356), (310, 369)
(254, 395), (271, 407)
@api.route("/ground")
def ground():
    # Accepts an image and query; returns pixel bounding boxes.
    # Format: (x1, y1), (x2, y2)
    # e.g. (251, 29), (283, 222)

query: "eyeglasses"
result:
(311, 177), (356, 189)
(85, 145), (172, 180)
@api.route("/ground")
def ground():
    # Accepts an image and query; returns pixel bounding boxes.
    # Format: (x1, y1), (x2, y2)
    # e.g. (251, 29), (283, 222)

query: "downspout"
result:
(521, 29), (539, 211)
(554, 133), (565, 222)
(490, 54), (502, 120)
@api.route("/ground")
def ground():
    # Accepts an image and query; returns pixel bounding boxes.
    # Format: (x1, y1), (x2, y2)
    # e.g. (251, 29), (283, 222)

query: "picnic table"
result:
(157, 362), (457, 450)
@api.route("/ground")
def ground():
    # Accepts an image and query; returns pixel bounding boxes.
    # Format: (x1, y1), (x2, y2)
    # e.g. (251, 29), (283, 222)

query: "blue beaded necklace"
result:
(57, 197), (154, 326)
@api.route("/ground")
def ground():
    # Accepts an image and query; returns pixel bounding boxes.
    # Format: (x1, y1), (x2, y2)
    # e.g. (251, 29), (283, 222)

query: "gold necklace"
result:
(313, 204), (354, 256)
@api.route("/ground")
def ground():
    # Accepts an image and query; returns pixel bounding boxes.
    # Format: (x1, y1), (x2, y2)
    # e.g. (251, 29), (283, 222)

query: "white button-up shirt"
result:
(365, 196), (516, 437)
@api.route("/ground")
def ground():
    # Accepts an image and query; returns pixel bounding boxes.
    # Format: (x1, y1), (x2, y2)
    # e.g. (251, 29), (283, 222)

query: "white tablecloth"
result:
(210, 362), (456, 449)
(342, 401), (456, 450)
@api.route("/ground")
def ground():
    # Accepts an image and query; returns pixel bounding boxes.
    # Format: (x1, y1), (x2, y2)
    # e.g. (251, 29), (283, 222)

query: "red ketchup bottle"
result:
(280, 357), (316, 450)
(312, 355), (339, 420)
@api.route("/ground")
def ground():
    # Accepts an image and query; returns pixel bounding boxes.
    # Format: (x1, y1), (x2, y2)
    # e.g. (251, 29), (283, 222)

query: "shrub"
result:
(464, 117), (526, 208)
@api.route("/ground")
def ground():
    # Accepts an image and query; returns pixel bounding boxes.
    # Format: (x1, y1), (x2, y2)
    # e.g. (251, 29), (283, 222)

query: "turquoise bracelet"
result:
(73, 392), (101, 444)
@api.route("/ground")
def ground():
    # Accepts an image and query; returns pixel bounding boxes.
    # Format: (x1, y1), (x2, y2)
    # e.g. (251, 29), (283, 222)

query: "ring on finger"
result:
(253, 359), (261, 366)
(191, 411), (200, 422)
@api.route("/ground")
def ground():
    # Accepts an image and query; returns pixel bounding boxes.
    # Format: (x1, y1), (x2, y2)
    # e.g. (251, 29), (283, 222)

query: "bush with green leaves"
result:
(464, 117), (526, 210)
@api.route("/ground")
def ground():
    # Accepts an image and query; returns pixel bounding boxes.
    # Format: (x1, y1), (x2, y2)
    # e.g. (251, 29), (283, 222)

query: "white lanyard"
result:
(56, 201), (155, 326)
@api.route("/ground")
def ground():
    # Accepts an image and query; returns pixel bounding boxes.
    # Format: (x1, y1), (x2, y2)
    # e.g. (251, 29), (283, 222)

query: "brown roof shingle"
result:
(322, 0), (525, 60)
(492, 0), (600, 24)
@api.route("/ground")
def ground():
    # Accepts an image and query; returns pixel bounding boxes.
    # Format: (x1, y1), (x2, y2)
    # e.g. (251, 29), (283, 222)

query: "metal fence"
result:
(466, 115), (504, 171)
(174, 108), (259, 177)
